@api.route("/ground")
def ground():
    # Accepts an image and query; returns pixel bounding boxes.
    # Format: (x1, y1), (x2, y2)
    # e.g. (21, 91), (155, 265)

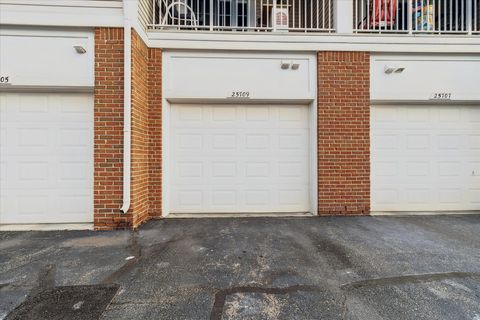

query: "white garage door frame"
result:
(371, 100), (480, 215)
(161, 98), (318, 217)
(161, 51), (318, 217)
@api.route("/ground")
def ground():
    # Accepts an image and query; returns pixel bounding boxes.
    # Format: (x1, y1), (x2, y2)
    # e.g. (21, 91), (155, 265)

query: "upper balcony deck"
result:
(146, 0), (479, 35)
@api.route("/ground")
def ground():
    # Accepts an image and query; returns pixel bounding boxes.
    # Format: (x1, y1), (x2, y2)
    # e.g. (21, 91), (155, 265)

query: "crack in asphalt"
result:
(209, 272), (480, 319)
(341, 271), (480, 290)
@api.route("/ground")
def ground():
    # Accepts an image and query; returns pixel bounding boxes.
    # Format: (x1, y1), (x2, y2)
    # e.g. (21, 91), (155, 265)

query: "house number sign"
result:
(0, 76), (10, 84)
(430, 92), (452, 100)
(229, 91), (250, 99)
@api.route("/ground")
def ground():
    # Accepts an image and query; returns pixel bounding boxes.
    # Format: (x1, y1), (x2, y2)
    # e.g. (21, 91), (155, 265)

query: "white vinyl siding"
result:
(139, 0), (154, 31)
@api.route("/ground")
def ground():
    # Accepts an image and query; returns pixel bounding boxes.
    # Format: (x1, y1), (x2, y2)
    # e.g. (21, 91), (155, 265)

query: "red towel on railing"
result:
(369, 0), (397, 28)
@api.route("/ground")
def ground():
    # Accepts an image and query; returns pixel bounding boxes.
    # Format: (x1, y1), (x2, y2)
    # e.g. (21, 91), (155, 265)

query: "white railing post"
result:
(152, 0), (156, 27)
(334, 0), (354, 33)
(407, 0), (413, 34)
(467, 0), (473, 35)
(273, 0), (278, 32)
(209, 0), (214, 30)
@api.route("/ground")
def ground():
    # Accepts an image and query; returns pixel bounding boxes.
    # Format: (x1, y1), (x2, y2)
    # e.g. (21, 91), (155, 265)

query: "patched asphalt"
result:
(1, 215), (479, 319)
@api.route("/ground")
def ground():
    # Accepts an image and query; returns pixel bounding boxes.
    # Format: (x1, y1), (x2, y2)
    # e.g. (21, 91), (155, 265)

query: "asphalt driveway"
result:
(1, 215), (480, 319)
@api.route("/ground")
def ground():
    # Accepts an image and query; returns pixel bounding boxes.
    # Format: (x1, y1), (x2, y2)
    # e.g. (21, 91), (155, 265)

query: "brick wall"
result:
(94, 28), (162, 230)
(94, 33), (368, 226)
(317, 51), (370, 215)
(148, 48), (163, 218)
(131, 30), (150, 228)
(94, 28), (131, 229)
(131, 31), (163, 226)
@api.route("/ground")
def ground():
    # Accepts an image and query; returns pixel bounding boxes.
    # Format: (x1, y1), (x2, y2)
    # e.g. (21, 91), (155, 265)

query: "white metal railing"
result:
(354, 0), (480, 34)
(149, 0), (334, 32)
(474, 0), (480, 33)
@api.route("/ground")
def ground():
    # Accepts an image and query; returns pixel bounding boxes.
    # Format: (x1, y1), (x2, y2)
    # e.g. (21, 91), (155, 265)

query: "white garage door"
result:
(170, 104), (310, 213)
(0, 93), (93, 224)
(371, 105), (480, 212)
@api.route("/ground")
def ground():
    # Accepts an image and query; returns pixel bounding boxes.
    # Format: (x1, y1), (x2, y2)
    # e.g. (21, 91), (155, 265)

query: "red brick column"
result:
(94, 28), (162, 230)
(148, 48), (163, 218)
(130, 31), (163, 227)
(131, 30), (150, 228)
(94, 28), (130, 229)
(317, 52), (371, 215)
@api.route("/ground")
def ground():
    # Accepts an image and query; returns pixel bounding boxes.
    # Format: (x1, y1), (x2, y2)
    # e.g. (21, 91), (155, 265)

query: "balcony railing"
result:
(353, 0), (480, 34)
(149, 0), (334, 32)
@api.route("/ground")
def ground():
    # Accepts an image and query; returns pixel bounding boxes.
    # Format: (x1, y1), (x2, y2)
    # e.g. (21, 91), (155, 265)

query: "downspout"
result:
(120, 0), (132, 213)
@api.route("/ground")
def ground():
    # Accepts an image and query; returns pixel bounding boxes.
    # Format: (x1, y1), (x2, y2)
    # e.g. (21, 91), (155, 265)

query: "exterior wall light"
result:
(281, 61), (291, 69)
(384, 65), (396, 74)
(384, 65), (405, 74)
(74, 45), (87, 54)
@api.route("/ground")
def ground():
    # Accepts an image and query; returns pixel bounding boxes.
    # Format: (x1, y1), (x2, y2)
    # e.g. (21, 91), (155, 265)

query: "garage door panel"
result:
(466, 107), (480, 122)
(469, 189), (480, 203)
(245, 190), (270, 206)
(19, 95), (49, 115)
(406, 134), (430, 150)
(0, 92), (93, 224)
(438, 161), (462, 176)
(372, 134), (400, 151)
(58, 194), (92, 215)
(170, 104), (310, 213)
(372, 105), (480, 212)
(245, 162), (269, 177)
(468, 135), (480, 149)
(438, 188), (463, 204)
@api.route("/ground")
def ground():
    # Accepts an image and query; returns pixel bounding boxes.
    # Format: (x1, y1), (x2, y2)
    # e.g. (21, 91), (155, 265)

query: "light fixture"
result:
(384, 65), (396, 74)
(385, 65), (405, 74)
(291, 63), (300, 70)
(281, 61), (290, 70)
(74, 45), (87, 54)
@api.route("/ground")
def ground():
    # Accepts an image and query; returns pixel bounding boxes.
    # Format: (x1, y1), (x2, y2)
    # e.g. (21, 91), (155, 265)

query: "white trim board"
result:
(0, 223), (94, 231)
(371, 211), (480, 216)
(167, 212), (316, 218)
(171, 103), (315, 214)
(148, 31), (480, 53)
(162, 101), (318, 217)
